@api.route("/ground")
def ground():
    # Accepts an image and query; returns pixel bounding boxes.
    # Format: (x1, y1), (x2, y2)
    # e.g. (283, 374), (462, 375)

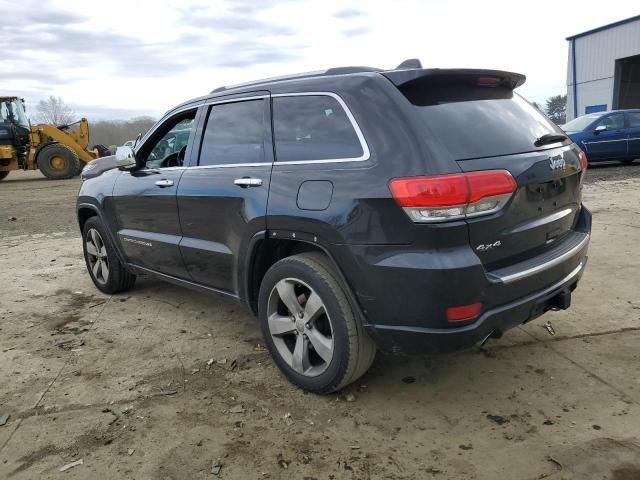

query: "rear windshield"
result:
(403, 84), (566, 161)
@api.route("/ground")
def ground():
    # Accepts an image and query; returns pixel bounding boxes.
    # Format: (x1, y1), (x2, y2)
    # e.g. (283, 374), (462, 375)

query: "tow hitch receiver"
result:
(550, 290), (571, 310)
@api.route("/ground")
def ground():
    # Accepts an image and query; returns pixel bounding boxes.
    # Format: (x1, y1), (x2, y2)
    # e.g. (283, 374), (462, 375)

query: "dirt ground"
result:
(1, 163), (639, 480)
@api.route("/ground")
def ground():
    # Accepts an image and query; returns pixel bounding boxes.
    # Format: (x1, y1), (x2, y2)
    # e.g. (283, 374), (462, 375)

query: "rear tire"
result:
(37, 144), (80, 180)
(82, 216), (136, 294)
(0, 171), (9, 181)
(258, 252), (376, 393)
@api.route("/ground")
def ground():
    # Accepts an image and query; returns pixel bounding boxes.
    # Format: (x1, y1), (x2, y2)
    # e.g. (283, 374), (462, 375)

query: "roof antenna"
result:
(396, 58), (422, 69)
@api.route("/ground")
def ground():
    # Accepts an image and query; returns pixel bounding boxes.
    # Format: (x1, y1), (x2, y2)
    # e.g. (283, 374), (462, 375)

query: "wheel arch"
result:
(33, 141), (57, 162)
(77, 202), (131, 270)
(242, 234), (365, 322)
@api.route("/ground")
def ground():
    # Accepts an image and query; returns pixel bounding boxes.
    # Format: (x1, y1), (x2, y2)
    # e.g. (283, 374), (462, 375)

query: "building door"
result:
(614, 54), (640, 110)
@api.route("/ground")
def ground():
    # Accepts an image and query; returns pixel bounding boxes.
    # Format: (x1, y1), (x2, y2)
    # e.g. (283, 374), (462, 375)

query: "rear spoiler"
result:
(382, 68), (526, 90)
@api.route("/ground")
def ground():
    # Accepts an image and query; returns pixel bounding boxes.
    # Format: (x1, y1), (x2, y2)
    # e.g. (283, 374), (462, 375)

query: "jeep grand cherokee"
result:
(77, 59), (591, 393)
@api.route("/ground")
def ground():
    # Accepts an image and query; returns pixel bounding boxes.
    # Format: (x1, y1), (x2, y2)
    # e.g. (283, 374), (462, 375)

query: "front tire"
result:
(82, 217), (136, 294)
(258, 252), (376, 393)
(0, 171), (9, 181)
(37, 144), (80, 180)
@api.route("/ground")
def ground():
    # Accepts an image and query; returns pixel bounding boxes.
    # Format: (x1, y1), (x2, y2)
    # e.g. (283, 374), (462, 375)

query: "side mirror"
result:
(594, 125), (607, 134)
(115, 145), (136, 169)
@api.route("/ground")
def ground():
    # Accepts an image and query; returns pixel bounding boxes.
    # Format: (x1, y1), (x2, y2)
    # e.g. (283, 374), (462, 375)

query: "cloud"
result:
(73, 103), (163, 121)
(343, 26), (370, 37)
(185, 14), (296, 36)
(0, 1), (88, 25)
(333, 8), (366, 19)
(224, 0), (294, 15)
(212, 39), (304, 68)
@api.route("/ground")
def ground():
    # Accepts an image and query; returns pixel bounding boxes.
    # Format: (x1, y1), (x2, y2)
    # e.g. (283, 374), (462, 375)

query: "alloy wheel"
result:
(85, 228), (109, 285)
(266, 278), (334, 377)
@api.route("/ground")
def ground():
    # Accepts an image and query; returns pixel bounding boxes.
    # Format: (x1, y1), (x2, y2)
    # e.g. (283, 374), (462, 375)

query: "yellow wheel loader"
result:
(0, 96), (109, 181)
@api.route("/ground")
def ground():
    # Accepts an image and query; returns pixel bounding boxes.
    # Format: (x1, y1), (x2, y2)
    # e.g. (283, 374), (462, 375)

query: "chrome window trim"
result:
(137, 163), (274, 173)
(202, 94), (269, 107)
(188, 162), (272, 170)
(136, 167), (187, 173)
(271, 92), (371, 165)
(136, 92), (371, 171)
(136, 96), (270, 173)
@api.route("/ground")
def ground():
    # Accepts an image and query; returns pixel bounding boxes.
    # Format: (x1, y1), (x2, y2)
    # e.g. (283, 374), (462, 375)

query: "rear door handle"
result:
(155, 179), (174, 187)
(234, 178), (263, 187)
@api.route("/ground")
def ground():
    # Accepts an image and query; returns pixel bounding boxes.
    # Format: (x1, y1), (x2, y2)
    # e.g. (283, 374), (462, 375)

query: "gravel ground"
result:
(0, 163), (639, 479)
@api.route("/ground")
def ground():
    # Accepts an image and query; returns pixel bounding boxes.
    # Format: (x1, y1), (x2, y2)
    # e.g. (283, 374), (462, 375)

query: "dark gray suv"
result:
(77, 60), (591, 393)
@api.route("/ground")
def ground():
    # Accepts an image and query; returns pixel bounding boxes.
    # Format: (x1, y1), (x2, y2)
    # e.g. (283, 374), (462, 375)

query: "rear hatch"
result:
(385, 69), (585, 270)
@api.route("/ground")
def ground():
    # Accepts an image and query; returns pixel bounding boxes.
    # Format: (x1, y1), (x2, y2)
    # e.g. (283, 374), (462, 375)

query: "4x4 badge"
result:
(549, 155), (565, 170)
(476, 241), (502, 252)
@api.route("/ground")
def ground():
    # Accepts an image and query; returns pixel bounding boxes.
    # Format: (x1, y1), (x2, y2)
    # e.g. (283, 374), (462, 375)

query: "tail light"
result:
(578, 150), (588, 172)
(577, 150), (588, 185)
(477, 76), (500, 86)
(389, 170), (516, 223)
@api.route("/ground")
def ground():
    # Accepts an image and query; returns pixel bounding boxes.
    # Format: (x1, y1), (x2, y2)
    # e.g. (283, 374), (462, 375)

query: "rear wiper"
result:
(534, 133), (567, 147)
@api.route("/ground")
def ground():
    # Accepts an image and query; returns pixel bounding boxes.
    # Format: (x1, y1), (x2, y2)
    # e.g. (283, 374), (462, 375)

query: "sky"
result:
(1, 0), (638, 120)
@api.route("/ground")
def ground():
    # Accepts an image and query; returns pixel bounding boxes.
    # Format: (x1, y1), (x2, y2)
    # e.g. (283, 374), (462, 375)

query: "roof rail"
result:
(208, 60), (427, 94)
(210, 65), (382, 94)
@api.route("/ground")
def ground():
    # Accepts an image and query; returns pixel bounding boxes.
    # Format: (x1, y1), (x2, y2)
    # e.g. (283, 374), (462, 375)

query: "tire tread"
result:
(83, 217), (136, 294)
(260, 252), (376, 393)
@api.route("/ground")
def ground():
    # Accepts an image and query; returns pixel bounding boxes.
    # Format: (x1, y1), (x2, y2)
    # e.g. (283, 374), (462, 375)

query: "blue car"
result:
(562, 110), (640, 164)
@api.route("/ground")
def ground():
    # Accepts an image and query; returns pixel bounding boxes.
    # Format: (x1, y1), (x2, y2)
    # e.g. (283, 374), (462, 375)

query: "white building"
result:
(566, 15), (640, 121)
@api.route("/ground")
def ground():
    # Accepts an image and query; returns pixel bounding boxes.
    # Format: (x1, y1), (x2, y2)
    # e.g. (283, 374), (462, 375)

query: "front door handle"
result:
(234, 178), (263, 187)
(155, 179), (174, 187)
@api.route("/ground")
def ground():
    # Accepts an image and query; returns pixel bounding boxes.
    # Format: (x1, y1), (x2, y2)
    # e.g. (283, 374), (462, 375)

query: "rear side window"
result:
(199, 100), (265, 166)
(628, 112), (640, 128)
(273, 95), (364, 162)
(403, 83), (565, 161)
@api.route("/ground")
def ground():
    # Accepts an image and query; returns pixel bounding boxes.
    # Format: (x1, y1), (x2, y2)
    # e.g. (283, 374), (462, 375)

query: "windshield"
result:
(0, 99), (29, 128)
(404, 85), (566, 161)
(562, 113), (605, 133)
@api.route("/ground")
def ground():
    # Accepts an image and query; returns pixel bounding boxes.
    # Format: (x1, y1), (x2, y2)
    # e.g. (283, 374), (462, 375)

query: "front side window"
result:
(595, 113), (624, 130)
(140, 113), (195, 169)
(273, 95), (364, 162)
(562, 113), (605, 133)
(199, 100), (265, 166)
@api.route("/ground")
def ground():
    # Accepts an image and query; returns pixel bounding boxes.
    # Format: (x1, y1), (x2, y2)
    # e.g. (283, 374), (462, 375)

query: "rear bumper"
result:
(340, 205), (592, 354)
(365, 257), (586, 355)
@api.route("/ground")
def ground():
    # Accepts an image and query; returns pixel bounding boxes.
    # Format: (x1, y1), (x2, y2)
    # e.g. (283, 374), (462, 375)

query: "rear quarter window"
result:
(626, 112), (640, 128)
(273, 95), (364, 162)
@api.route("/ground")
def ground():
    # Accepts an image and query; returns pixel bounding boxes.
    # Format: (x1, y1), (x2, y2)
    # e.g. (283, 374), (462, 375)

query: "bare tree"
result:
(35, 96), (76, 125)
(89, 116), (156, 148)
